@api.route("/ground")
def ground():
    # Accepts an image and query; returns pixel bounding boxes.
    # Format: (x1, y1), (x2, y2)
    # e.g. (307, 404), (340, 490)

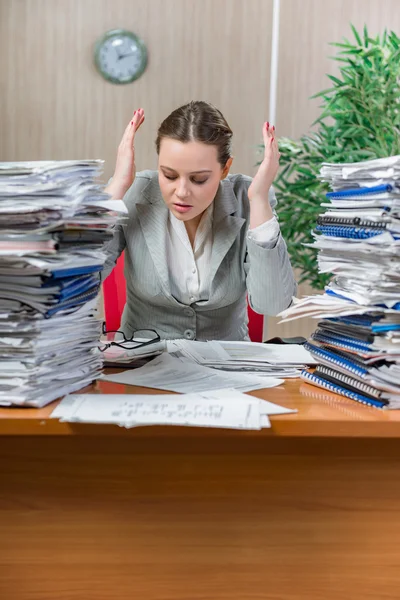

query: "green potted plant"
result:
(272, 25), (400, 290)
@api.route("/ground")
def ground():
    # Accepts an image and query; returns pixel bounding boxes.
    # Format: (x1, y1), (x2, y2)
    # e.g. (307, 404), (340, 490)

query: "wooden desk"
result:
(1, 378), (400, 599)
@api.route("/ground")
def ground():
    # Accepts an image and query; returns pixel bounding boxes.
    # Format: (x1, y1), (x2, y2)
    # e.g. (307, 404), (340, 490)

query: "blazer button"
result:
(184, 307), (194, 316)
(184, 329), (195, 340)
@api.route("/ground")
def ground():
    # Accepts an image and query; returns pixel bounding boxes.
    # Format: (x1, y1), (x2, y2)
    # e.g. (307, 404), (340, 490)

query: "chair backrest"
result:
(103, 253), (264, 342)
(102, 255), (127, 331)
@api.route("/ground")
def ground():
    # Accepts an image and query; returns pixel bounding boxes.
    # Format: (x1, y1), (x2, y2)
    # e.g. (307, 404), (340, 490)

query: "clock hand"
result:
(118, 51), (137, 60)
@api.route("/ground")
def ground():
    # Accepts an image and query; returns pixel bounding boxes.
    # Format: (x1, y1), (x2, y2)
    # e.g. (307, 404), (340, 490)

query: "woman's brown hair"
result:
(156, 101), (233, 167)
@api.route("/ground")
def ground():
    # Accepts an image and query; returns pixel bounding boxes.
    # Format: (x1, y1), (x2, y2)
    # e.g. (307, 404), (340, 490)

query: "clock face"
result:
(94, 29), (147, 84)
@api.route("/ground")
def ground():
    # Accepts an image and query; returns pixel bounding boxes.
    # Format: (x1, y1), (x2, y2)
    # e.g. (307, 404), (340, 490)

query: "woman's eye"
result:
(192, 179), (208, 185)
(164, 174), (177, 181)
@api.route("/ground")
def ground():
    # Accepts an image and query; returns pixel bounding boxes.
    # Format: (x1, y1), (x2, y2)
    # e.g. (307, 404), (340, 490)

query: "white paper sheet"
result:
(52, 389), (277, 430)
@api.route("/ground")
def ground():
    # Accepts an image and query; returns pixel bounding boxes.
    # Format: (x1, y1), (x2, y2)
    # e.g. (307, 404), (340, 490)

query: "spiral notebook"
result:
(300, 370), (387, 409)
(314, 365), (385, 401)
(317, 320), (374, 343)
(325, 183), (395, 199)
(325, 183), (395, 198)
(311, 331), (372, 354)
(304, 342), (370, 378)
(317, 215), (390, 229)
(316, 225), (387, 239)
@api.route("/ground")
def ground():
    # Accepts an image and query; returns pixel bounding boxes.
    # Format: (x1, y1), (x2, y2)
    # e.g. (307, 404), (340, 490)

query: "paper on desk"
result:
(52, 389), (274, 430)
(100, 338), (166, 365)
(167, 339), (315, 365)
(258, 398), (296, 415)
(214, 340), (316, 365)
(100, 353), (283, 393)
(84, 199), (127, 213)
(166, 339), (316, 379)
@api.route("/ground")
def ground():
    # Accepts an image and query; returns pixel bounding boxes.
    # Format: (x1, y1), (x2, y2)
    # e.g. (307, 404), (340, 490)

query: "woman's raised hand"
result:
(106, 108), (145, 199)
(248, 122), (280, 202)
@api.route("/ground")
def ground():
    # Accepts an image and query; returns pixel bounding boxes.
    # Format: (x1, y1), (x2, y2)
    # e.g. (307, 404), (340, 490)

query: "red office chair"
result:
(103, 254), (264, 342)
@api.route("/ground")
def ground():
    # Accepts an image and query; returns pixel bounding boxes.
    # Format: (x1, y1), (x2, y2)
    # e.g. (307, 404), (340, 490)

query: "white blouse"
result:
(166, 206), (280, 304)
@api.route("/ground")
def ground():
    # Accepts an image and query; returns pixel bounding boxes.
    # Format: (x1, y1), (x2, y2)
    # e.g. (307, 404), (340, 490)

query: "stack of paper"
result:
(0, 160), (126, 407)
(51, 388), (296, 430)
(167, 339), (316, 378)
(279, 155), (400, 409)
(101, 353), (284, 393)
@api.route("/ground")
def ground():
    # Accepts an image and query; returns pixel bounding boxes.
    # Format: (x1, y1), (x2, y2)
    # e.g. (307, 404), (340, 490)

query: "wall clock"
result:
(94, 29), (148, 84)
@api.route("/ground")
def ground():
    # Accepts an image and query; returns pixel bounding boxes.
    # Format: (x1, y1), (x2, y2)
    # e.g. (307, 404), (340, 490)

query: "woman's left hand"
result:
(248, 122), (280, 202)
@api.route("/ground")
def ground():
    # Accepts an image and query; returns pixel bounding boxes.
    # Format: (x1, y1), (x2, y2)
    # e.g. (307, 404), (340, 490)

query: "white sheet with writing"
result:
(51, 389), (295, 430)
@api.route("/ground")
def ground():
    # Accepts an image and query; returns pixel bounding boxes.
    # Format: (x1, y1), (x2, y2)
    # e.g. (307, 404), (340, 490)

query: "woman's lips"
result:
(173, 203), (193, 213)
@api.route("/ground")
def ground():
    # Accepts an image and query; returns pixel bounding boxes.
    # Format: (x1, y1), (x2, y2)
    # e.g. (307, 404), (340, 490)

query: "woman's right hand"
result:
(106, 108), (145, 199)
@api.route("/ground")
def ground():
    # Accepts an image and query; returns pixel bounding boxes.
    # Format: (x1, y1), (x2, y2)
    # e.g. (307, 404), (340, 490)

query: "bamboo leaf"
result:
(363, 24), (369, 47)
(326, 74), (345, 86)
(351, 23), (362, 46)
(310, 87), (335, 99)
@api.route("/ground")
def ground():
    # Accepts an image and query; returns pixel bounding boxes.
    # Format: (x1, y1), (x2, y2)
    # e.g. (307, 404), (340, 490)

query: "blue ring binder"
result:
(326, 184), (393, 199)
(316, 225), (385, 239)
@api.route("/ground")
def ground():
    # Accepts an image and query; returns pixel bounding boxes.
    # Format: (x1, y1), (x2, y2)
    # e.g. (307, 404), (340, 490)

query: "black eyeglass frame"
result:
(99, 323), (161, 352)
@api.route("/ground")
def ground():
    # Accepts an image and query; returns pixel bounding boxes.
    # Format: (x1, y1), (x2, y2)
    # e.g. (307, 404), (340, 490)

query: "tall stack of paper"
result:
(279, 155), (400, 408)
(0, 160), (126, 407)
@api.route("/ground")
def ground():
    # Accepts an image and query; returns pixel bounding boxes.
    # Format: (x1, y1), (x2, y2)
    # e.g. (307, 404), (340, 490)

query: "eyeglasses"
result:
(99, 323), (161, 352)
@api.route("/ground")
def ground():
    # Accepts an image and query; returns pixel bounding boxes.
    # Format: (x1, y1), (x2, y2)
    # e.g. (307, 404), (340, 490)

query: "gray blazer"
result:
(102, 170), (297, 341)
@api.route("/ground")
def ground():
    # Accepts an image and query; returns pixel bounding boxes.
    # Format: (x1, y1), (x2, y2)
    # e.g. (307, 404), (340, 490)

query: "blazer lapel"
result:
(136, 175), (245, 303)
(206, 179), (246, 288)
(136, 180), (172, 297)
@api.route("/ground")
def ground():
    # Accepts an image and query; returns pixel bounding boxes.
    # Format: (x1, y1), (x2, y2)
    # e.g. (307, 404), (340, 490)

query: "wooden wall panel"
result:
(277, 0), (400, 139)
(0, 0), (273, 178)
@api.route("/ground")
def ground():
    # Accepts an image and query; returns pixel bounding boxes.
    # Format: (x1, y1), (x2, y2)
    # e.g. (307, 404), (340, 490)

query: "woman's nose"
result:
(175, 182), (190, 199)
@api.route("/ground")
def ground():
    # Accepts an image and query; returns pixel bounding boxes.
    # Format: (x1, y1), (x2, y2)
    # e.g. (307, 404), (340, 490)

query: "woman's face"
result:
(158, 138), (230, 222)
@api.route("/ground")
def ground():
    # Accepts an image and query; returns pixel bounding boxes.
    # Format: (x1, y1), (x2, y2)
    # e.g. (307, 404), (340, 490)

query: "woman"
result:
(103, 101), (296, 341)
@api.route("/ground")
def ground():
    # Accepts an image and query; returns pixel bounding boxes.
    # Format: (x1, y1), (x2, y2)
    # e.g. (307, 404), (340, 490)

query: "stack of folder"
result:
(279, 156), (400, 408)
(0, 160), (126, 407)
